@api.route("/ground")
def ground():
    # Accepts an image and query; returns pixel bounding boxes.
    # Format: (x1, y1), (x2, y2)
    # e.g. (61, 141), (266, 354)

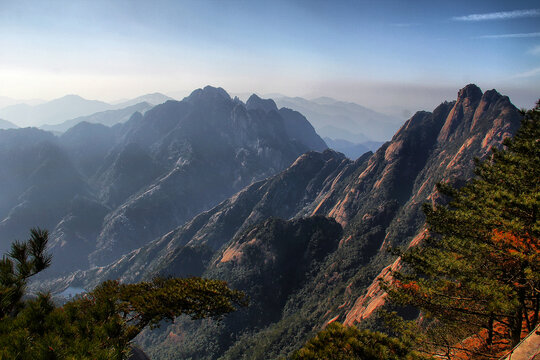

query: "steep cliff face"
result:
(309, 102), (453, 228)
(0, 128), (91, 253)
(33, 85), (523, 359)
(340, 84), (521, 326)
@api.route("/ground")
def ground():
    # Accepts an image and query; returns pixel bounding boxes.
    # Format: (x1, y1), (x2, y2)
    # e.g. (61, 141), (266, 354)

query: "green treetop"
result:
(291, 322), (430, 360)
(0, 229), (247, 360)
(0, 228), (51, 318)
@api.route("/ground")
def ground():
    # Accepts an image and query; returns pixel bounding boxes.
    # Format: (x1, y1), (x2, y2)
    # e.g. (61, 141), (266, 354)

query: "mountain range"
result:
(0, 95), (45, 109)
(0, 93), (172, 128)
(274, 96), (402, 142)
(0, 86), (326, 275)
(40, 102), (155, 133)
(31, 84), (522, 359)
(1, 92), (399, 161)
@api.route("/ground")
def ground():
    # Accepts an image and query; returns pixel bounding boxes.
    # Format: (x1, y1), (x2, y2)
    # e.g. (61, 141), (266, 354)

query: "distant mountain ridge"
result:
(34, 84), (523, 359)
(40, 102), (154, 133)
(274, 96), (402, 142)
(0, 92), (173, 128)
(0, 119), (18, 130)
(112, 92), (173, 108)
(0, 95), (112, 127)
(0, 92), (395, 148)
(0, 96), (44, 108)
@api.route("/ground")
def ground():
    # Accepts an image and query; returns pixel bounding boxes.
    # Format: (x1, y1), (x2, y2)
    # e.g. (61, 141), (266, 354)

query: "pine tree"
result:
(386, 101), (539, 353)
(0, 228), (51, 318)
(291, 322), (429, 360)
(0, 230), (248, 359)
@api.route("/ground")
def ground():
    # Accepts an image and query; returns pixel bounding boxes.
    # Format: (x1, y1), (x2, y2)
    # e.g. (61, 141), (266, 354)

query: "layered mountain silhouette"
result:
(111, 92), (173, 108)
(0, 95), (112, 127)
(35, 85), (522, 359)
(0, 119), (18, 129)
(0, 92), (172, 128)
(274, 96), (401, 142)
(0, 86), (326, 273)
(41, 102), (154, 133)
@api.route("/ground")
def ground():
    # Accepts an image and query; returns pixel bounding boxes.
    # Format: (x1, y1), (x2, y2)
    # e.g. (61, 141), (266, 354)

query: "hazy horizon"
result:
(1, 0), (539, 114)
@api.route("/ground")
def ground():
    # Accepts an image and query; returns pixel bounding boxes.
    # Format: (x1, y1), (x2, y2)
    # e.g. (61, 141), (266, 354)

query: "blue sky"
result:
(0, 0), (538, 113)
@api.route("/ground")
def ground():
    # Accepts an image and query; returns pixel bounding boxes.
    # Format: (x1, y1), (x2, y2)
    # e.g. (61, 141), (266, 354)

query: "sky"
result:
(0, 0), (539, 115)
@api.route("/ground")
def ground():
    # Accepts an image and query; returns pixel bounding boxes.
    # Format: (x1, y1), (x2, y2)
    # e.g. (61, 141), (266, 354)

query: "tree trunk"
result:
(511, 289), (526, 346)
(525, 304), (532, 332)
(487, 314), (494, 346)
(532, 294), (539, 329)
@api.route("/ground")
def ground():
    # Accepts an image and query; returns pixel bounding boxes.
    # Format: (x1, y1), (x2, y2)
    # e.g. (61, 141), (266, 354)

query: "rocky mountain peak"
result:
(481, 88), (506, 104)
(57, 94), (85, 101)
(437, 84), (520, 145)
(186, 86), (231, 103)
(246, 94), (279, 113)
(457, 83), (483, 103)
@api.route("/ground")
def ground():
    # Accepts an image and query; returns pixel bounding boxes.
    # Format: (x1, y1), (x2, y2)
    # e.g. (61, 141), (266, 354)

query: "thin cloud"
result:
(512, 67), (540, 78)
(453, 9), (540, 21)
(476, 32), (540, 39)
(528, 45), (540, 55)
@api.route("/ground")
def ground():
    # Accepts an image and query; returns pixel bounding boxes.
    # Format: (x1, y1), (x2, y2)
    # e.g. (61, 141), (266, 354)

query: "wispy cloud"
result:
(453, 9), (540, 21)
(512, 67), (540, 78)
(476, 32), (540, 39)
(528, 45), (540, 55)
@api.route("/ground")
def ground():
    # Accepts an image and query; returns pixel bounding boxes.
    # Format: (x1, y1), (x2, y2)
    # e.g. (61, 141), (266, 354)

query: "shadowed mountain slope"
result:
(88, 87), (327, 266)
(0, 128), (92, 249)
(0, 86), (326, 274)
